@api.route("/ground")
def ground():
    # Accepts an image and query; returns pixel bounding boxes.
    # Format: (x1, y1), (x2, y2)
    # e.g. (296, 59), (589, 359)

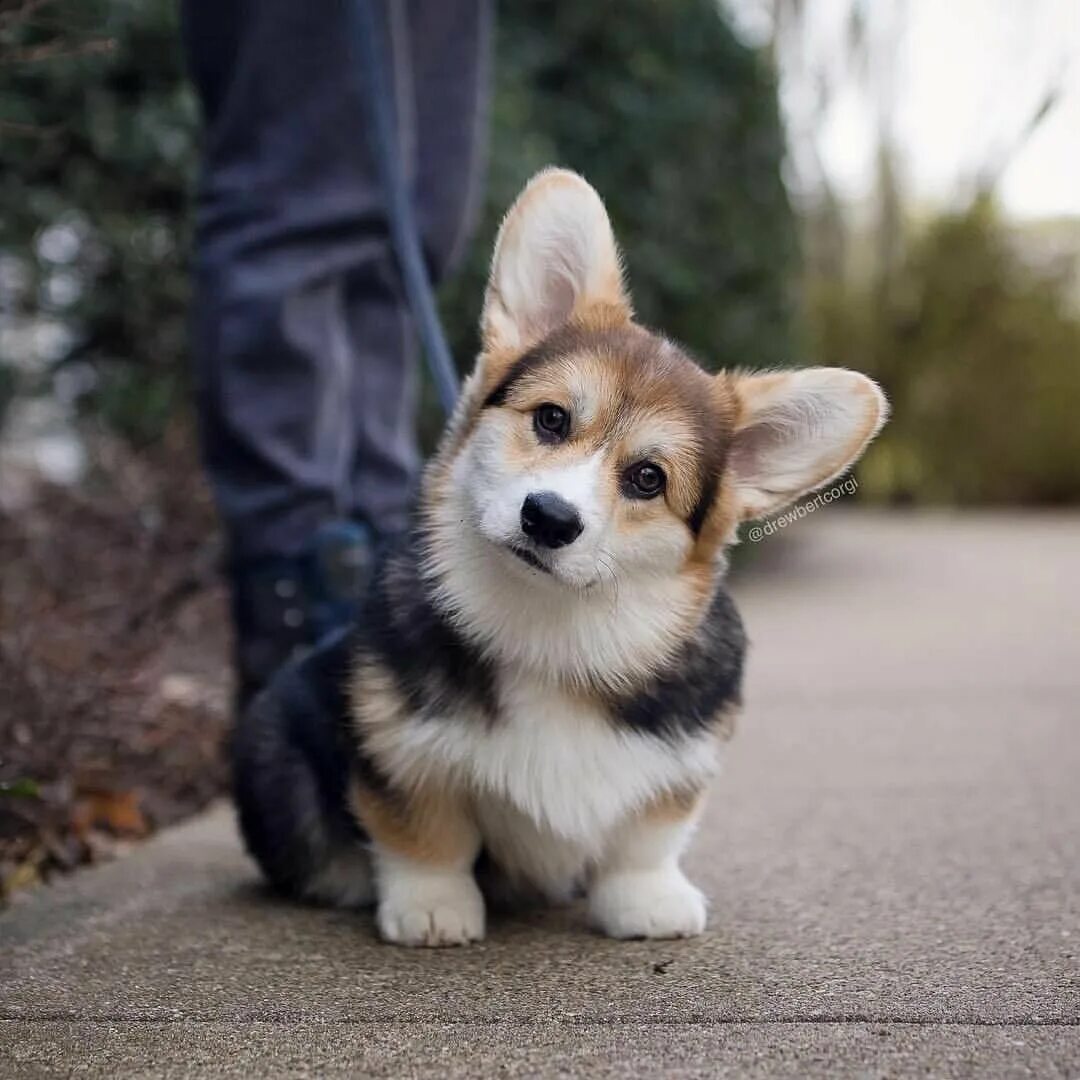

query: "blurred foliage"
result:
(442, 0), (797, 371)
(807, 198), (1080, 504)
(1, 0), (794, 447)
(0, 0), (197, 443)
(4, 2), (1078, 507)
(0, 777), (39, 798)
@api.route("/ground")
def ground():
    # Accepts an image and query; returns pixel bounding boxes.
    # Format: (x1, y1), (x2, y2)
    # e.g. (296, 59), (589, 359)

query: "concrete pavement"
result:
(3, 512), (1078, 1077)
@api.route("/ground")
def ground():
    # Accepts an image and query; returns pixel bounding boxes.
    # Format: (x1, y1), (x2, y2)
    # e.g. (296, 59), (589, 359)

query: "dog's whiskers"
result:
(596, 550), (620, 609)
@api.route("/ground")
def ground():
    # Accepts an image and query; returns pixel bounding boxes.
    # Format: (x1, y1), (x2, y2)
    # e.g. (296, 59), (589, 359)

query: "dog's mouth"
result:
(507, 544), (552, 575)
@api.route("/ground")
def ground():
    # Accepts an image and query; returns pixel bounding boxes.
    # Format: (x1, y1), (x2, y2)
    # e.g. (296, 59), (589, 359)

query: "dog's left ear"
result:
(726, 368), (888, 520)
(480, 168), (631, 356)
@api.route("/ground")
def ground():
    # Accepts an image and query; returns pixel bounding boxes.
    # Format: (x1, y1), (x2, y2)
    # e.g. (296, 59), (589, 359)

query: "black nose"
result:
(520, 492), (584, 549)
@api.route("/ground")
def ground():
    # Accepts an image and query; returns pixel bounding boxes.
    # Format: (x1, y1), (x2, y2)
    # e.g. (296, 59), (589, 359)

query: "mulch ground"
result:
(0, 425), (233, 903)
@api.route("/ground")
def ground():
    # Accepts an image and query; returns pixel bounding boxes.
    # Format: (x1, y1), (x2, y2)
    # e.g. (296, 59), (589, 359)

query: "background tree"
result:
(442, 0), (797, 374)
(1, 0), (796, 446)
(725, 0), (1080, 504)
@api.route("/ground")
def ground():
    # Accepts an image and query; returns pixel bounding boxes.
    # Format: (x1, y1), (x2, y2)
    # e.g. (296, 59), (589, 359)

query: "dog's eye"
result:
(534, 403), (570, 442)
(623, 461), (666, 500)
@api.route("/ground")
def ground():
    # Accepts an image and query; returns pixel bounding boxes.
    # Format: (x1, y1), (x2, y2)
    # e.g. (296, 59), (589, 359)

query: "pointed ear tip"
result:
(852, 372), (890, 429)
(518, 167), (606, 215)
(804, 367), (889, 421)
(491, 169), (599, 261)
(527, 165), (594, 192)
(821, 372), (889, 454)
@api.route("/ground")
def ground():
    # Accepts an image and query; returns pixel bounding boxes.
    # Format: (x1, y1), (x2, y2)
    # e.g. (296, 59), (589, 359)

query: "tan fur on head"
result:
(465, 167), (888, 550)
(421, 169), (889, 699)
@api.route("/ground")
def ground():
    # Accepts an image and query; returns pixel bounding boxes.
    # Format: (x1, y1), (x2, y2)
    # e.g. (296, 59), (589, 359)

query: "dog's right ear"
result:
(479, 168), (631, 359)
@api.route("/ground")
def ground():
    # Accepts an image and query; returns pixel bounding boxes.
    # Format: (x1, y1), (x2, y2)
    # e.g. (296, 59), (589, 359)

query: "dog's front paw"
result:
(588, 867), (707, 940)
(377, 872), (485, 947)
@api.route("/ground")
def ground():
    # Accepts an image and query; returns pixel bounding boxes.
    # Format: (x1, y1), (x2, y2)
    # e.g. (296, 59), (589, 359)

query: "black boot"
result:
(229, 520), (377, 709)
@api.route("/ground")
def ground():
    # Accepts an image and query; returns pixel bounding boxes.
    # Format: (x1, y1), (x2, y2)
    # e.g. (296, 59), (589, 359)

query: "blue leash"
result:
(348, 0), (461, 418)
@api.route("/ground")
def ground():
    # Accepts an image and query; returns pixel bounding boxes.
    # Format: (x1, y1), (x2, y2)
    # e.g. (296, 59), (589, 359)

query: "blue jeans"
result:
(182, 0), (492, 561)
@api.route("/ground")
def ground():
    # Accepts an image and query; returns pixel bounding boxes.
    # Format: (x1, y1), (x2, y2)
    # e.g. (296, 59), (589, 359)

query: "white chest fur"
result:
(489, 673), (718, 839)
(390, 671), (719, 846)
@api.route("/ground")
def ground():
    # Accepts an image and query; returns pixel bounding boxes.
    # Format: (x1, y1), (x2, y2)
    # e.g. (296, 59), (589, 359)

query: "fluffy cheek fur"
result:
(452, 411), (693, 591)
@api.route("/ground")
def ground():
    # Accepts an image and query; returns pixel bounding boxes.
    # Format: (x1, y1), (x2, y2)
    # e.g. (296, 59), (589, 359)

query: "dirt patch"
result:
(0, 425), (233, 902)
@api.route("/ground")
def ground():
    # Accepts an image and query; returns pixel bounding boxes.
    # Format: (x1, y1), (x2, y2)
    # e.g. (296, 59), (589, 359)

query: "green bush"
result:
(442, 0), (797, 372)
(807, 200), (1080, 504)
(1, 0), (196, 443)
(2, 0), (795, 447)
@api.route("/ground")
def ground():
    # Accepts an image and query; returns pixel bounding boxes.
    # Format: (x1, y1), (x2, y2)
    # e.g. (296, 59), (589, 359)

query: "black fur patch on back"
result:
(609, 584), (746, 740)
(360, 534), (498, 720)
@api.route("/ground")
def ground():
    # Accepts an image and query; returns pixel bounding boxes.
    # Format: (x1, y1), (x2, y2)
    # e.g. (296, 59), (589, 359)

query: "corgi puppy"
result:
(234, 168), (887, 946)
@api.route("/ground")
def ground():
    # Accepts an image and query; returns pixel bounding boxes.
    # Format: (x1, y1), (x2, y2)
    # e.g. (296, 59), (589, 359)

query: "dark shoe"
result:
(231, 520), (376, 709)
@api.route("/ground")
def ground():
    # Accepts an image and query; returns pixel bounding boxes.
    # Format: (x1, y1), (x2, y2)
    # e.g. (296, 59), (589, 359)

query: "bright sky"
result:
(724, 0), (1080, 220)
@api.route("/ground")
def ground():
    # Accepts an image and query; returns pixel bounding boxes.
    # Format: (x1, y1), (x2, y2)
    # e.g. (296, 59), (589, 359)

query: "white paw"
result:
(588, 867), (707, 940)
(377, 871), (485, 947)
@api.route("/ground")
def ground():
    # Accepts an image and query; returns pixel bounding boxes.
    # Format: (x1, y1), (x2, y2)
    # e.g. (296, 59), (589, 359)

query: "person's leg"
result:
(347, 0), (493, 520)
(183, 0), (491, 702)
(184, 0), (398, 562)
(183, 0), (412, 701)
